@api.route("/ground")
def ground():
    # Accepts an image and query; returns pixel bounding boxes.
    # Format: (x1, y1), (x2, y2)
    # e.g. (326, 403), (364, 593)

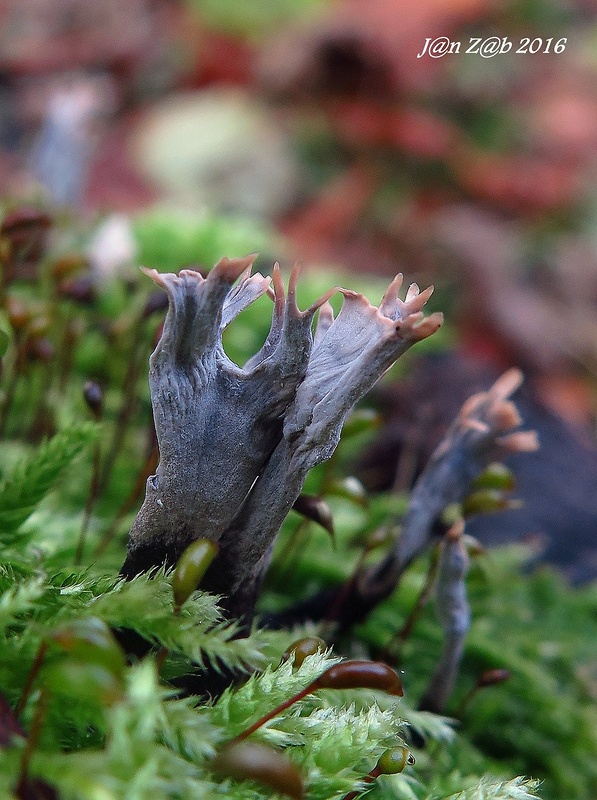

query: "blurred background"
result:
(1, 0), (597, 578)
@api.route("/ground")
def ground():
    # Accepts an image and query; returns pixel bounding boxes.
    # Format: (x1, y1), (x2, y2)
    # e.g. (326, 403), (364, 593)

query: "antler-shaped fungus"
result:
(363, 368), (539, 597)
(271, 368), (538, 630)
(122, 258), (442, 623)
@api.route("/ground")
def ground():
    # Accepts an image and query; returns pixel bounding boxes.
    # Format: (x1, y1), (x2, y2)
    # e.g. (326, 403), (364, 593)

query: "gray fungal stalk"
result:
(122, 257), (442, 623)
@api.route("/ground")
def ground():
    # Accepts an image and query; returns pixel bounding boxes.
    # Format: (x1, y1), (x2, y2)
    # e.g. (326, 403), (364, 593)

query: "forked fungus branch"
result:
(121, 256), (443, 623)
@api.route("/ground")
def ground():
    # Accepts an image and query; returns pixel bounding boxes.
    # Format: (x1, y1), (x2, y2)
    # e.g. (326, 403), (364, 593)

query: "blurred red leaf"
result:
(191, 32), (256, 87)
(281, 165), (375, 243)
(331, 102), (461, 159)
(452, 149), (581, 213)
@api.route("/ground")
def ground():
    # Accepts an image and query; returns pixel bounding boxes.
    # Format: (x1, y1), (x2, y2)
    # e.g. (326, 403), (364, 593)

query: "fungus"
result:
(122, 257), (442, 623)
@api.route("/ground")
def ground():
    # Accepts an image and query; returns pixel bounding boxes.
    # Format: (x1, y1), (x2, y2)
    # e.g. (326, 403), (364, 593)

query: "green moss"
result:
(0, 206), (587, 800)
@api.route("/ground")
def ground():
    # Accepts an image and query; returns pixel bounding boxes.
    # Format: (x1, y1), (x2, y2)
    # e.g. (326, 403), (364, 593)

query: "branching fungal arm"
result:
(122, 257), (442, 624)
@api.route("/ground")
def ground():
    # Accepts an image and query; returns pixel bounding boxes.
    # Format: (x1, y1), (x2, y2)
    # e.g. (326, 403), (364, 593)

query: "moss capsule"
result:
(282, 636), (327, 669)
(6, 296), (31, 331)
(462, 489), (521, 518)
(314, 660), (404, 696)
(233, 659), (403, 744)
(377, 746), (415, 774)
(477, 668), (511, 688)
(172, 538), (218, 610)
(83, 381), (104, 420)
(212, 741), (304, 800)
(472, 462), (516, 491)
